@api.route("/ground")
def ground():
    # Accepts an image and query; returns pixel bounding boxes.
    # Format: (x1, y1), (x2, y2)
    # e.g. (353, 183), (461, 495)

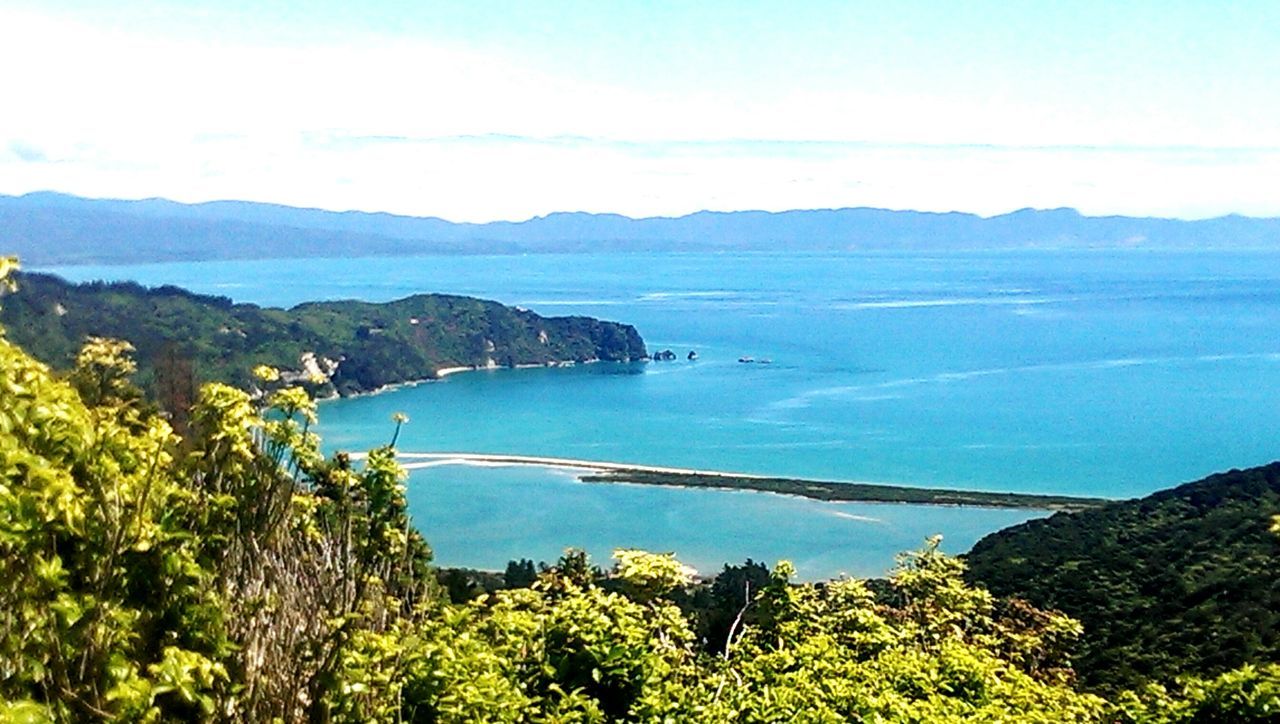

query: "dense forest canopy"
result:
(966, 463), (1280, 693)
(1, 257), (1278, 721)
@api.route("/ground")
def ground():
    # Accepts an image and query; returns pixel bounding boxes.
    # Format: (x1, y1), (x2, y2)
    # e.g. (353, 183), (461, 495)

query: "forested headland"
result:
(1, 271), (647, 399)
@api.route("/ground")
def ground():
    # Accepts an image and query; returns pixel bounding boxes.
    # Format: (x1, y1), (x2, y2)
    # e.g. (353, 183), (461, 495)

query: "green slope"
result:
(964, 462), (1280, 692)
(1, 271), (647, 397)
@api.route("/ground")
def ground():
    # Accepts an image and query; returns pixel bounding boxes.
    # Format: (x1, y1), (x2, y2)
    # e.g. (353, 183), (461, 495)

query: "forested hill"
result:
(964, 462), (1280, 693)
(6, 191), (1280, 264)
(1, 271), (647, 398)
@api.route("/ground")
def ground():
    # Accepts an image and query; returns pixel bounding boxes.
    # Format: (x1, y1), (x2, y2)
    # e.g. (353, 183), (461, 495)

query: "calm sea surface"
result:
(46, 250), (1280, 578)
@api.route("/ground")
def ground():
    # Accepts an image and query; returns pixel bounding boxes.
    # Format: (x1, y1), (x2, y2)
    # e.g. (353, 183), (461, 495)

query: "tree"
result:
(502, 558), (538, 588)
(153, 341), (197, 437)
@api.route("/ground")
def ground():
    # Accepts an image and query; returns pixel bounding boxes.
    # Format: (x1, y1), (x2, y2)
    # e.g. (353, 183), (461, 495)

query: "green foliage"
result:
(612, 549), (694, 603)
(683, 549), (1108, 722)
(679, 558), (773, 654)
(0, 256), (17, 293)
(503, 558), (539, 589)
(0, 269), (433, 720)
(1114, 664), (1280, 722)
(66, 337), (143, 409)
(0, 311), (228, 720)
(966, 463), (1280, 693)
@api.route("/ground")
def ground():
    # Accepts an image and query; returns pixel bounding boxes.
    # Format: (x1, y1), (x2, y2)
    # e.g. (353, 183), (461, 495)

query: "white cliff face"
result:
(279, 351), (340, 385)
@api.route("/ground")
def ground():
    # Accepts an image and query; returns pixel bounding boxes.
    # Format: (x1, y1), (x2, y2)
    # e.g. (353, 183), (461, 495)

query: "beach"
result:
(350, 451), (1107, 512)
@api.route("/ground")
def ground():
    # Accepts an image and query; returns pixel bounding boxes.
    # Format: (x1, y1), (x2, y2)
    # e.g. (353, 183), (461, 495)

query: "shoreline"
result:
(330, 359), (615, 399)
(358, 451), (1111, 513)
(391, 451), (778, 478)
(339, 376), (433, 399)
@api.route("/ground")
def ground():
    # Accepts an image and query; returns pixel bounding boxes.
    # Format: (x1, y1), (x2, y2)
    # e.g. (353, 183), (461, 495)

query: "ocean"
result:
(45, 249), (1280, 578)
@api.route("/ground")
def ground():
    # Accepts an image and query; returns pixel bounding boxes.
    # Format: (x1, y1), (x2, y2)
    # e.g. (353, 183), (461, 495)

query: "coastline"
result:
(392, 451), (776, 478)
(358, 451), (1110, 513)
(338, 376), (434, 399)
(332, 360), (613, 399)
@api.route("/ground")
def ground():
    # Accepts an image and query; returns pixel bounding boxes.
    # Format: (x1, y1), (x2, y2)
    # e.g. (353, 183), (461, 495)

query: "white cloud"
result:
(1, 8), (1278, 221)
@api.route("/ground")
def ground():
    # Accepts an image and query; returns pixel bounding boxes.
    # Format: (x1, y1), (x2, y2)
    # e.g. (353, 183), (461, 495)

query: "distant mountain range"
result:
(5, 191), (1280, 265)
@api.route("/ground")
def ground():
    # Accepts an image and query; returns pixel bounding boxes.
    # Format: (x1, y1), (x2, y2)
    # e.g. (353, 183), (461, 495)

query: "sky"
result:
(2, 1), (1278, 221)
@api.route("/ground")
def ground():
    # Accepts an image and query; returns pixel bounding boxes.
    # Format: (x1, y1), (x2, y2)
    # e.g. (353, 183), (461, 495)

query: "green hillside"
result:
(965, 463), (1280, 693)
(1, 271), (647, 398)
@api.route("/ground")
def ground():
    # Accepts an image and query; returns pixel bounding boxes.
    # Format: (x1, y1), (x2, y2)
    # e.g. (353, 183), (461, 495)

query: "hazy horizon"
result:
(11, 189), (1280, 226)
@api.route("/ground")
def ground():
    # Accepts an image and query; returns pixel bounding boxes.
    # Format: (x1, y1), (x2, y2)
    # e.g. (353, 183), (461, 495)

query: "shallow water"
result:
(47, 250), (1280, 577)
(405, 461), (1038, 579)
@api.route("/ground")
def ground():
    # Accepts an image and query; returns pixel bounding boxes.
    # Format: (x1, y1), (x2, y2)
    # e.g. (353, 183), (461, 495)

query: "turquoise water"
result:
(47, 250), (1280, 577)
(405, 462), (1036, 579)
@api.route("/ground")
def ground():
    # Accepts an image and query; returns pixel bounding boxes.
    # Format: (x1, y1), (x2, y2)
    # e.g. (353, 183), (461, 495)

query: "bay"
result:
(45, 250), (1280, 578)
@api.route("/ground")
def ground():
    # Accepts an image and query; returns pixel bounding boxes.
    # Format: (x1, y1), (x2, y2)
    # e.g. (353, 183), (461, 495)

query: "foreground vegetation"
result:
(966, 462), (1280, 693)
(1, 259), (1277, 721)
(1, 271), (646, 399)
